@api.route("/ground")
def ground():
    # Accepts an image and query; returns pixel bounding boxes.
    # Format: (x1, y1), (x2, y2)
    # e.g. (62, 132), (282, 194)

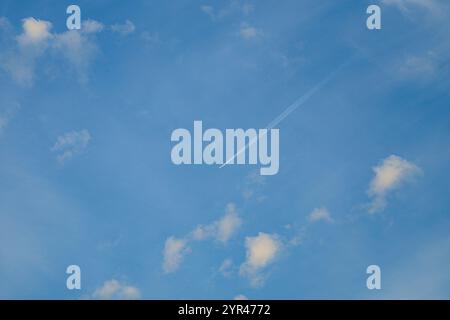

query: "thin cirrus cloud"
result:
(162, 203), (242, 274)
(91, 279), (141, 300)
(239, 232), (282, 287)
(200, 3), (254, 21)
(218, 258), (234, 277)
(51, 129), (91, 164)
(367, 155), (421, 213)
(110, 20), (136, 36)
(382, 0), (443, 15)
(239, 23), (262, 40)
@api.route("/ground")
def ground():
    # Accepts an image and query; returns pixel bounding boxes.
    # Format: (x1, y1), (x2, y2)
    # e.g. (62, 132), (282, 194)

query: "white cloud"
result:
(201, 3), (255, 21)
(92, 279), (141, 300)
(239, 23), (262, 39)
(234, 294), (249, 300)
(191, 224), (215, 241)
(163, 203), (241, 274)
(162, 236), (190, 274)
(191, 203), (242, 243)
(0, 17), (135, 86)
(0, 17), (104, 85)
(52, 30), (99, 83)
(368, 155), (421, 213)
(0, 18), (52, 85)
(111, 20), (135, 36)
(51, 129), (91, 164)
(17, 18), (52, 46)
(82, 19), (104, 34)
(308, 207), (333, 223)
(240, 232), (281, 287)
(216, 203), (242, 243)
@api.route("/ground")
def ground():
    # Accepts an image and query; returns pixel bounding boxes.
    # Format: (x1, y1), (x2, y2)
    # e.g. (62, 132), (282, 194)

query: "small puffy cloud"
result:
(1, 17), (133, 86)
(111, 20), (135, 36)
(191, 203), (242, 243)
(368, 155), (421, 213)
(51, 129), (91, 164)
(308, 207), (333, 223)
(239, 23), (262, 39)
(240, 232), (281, 287)
(17, 18), (52, 46)
(216, 203), (242, 243)
(82, 19), (104, 34)
(1, 17), (52, 85)
(163, 204), (241, 274)
(191, 224), (215, 241)
(92, 279), (141, 300)
(234, 294), (249, 300)
(162, 236), (190, 274)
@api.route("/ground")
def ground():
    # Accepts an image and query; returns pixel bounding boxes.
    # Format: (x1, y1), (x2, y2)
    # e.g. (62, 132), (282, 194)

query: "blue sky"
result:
(0, 0), (450, 299)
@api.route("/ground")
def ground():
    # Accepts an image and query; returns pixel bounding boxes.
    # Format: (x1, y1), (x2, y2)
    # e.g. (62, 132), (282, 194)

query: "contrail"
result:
(220, 58), (353, 168)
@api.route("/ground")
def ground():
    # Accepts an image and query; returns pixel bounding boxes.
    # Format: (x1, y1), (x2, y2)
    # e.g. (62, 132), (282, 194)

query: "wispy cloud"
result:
(382, 0), (444, 16)
(82, 19), (104, 34)
(219, 258), (234, 277)
(200, 3), (255, 21)
(111, 20), (136, 36)
(162, 236), (190, 274)
(51, 129), (91, 164)
(91, 279), (141, 300)
(200, 5), (216, 21)
(239, 23), (262, 40)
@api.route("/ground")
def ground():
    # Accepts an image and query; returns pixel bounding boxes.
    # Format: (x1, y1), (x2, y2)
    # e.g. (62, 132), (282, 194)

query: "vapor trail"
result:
(220, 58), (352, 168)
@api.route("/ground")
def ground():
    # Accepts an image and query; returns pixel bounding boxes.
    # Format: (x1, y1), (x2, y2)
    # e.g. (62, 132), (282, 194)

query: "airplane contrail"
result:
(220, 58), (353, 168)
